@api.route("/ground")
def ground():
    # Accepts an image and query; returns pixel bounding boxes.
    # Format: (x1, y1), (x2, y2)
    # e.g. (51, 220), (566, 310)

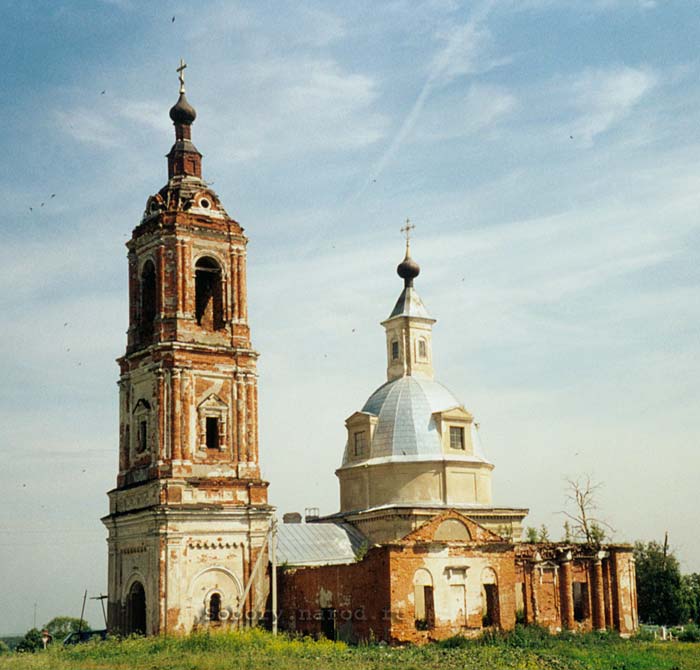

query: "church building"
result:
(101, 66), (638, 643)
(102, 64), (273, 635)
(276, 242), (639, 643)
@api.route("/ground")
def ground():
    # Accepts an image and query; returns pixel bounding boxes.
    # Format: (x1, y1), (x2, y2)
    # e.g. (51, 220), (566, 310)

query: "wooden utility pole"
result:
(271, 518), (278, 635)
(77, 590), (88, 636)
(90, 594), (108, 628)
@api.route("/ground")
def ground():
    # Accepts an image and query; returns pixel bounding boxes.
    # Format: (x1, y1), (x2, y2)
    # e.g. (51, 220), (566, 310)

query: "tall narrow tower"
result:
(102, 64), (272, 635)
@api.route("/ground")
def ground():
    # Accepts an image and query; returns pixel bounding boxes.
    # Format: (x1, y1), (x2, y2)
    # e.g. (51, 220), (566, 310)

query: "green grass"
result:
(0, 627), (698, 670)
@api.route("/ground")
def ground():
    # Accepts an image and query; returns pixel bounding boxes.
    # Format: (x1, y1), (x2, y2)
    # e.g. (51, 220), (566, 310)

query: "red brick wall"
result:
(278, 548), (391, 642)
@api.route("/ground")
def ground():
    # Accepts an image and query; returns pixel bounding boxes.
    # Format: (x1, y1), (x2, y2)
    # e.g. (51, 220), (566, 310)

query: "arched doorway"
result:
(126, 581), (146, 635)
(413, 568), (435, 630)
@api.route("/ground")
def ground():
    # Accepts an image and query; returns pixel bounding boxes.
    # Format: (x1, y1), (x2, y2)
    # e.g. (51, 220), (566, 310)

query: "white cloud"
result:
(201, 57), (388, 161)
(295, 6), (347, 46)
(416, 84), (517, 140)
(55, 107), (122, 148)
(569, 66), (657, 144)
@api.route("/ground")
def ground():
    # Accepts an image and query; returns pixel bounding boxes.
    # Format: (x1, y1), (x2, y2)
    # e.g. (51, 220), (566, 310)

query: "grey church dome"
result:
(347, 376), (488, 464)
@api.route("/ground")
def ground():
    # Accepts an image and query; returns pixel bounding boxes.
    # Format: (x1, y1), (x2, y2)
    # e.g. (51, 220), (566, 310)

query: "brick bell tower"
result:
(102, 62), (272, 635)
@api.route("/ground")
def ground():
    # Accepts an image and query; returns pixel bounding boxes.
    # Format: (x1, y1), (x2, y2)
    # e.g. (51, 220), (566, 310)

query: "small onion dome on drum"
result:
(169, 93), (197, 125)
(397, 251), (420, 286)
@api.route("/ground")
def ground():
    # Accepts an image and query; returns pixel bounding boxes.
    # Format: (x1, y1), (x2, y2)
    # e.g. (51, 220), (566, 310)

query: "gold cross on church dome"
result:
(176, 58), (187, 94)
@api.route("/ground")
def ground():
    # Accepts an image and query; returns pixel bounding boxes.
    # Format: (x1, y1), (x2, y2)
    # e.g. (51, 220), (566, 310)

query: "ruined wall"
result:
(516, 544), (638, 636)
(278, 513), (519, 644)
(278, 549), (392, 643)
(387, 542), (516, 643)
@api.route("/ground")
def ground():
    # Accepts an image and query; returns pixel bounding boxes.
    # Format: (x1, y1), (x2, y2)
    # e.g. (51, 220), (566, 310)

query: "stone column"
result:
(529, 559), (541, 624)
(118, 380), (129, 472)
(559, 552), (575, 630)
(592, 556), (606, 631)
(237, 376), (247, 462)
(171, 369), (182, 461)
(180, 370), (191, 461)
(178, 241), (186, 316)
(603, 559), (613, 629)
(127, 252), (138, 341)
(250, 381), (258, 463)
(246, 378), (254, 463)
(156, 370), (165, 461)
(239, 251), (248, 322)
(230, 249), (239, 321)
(157, 243), (166, 317)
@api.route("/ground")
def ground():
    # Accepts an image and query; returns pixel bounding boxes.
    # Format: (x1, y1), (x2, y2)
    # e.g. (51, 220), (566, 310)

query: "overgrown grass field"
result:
(1, 627), (699, 670)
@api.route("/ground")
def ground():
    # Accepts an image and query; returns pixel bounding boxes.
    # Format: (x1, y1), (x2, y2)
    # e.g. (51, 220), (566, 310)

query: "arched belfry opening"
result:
(126, 581), (147, 635)
(195, 256), (223, 330)
(140, 260), (157, 343)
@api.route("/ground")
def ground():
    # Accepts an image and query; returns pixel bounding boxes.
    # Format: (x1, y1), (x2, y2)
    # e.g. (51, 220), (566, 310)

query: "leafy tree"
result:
(589, 522), (606, 545)
(44, 616), (90, 640)
(562, 521), (572, 543)
(0, 640), (9, 654)
(525, 527), (538, 543)
(634, 538), (688, 625)
(682, 573), (700, 625)
(537, 525), (550, 543)
(15, 628), (43, 653)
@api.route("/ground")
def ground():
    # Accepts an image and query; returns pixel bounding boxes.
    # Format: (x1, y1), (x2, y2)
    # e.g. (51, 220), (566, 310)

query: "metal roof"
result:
(340, 376), (490, 467)
(385, 286), (433, 321)
(276, 522), (368, 567)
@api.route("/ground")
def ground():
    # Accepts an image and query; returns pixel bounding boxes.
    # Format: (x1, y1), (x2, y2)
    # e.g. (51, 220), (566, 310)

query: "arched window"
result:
(418, 338), (427, 359)
(209, 593), (221, 622)
(195, 257), (223, 330)
(391, 340), (399, 361)
(140, 261), (157, 343)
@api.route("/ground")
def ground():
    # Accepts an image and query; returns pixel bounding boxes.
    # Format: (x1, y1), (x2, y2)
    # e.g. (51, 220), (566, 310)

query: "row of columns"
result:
(522, 552), (613, 632)
(557, 552), (608, 631)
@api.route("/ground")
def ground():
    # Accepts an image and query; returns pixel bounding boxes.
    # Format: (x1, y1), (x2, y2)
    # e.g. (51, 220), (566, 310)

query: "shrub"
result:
(15, 628), (43, 653)
(678, 624), (700, 642)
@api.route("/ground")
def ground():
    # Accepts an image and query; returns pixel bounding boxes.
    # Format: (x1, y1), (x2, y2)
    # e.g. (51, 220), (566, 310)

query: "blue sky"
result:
(1, 0), (699, 634)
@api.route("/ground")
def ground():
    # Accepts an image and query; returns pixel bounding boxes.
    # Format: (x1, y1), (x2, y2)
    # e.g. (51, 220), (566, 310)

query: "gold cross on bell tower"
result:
(401, 218), (415, 252)
(176, 58), (187, 94)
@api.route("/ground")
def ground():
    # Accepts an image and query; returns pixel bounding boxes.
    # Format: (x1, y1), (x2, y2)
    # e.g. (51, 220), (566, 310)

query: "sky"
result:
(0, 0), (699, 635)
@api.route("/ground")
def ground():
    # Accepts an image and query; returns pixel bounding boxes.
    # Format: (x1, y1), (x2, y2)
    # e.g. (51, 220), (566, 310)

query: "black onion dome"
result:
(169, 93), (197, 125)
(397, 251), (420, 285)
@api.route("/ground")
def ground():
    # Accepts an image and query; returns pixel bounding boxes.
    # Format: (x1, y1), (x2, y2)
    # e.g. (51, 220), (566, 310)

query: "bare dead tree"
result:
(562, 475), (614, 547)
